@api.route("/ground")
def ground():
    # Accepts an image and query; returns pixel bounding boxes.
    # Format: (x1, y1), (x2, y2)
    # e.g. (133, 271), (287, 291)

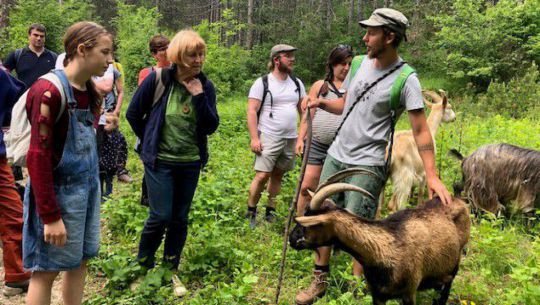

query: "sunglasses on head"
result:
(336, 44), (352, 51)
(152, 46), (168, 53)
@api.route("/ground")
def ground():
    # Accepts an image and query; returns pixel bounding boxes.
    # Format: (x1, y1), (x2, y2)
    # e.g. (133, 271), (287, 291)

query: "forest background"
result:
(0, 0), (539, 304)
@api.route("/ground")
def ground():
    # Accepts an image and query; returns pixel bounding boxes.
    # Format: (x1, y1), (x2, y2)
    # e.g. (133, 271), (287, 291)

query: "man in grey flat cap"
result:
(296, 8), (451, 305)
(245, 44), (306, 228)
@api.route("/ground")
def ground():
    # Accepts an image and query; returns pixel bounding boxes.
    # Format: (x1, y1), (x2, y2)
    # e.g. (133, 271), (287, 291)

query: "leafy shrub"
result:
(477, 63), (540, 119)
(114, 1), (161, 90)
(195, 18), (252, 98)
(433, 0), (540, 89)
(0, 0), (95, 57)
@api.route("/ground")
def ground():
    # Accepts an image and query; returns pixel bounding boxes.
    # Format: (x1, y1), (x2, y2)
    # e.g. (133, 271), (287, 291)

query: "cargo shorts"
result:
(319, 155), (387, 219)
(253, 133), (296, 172)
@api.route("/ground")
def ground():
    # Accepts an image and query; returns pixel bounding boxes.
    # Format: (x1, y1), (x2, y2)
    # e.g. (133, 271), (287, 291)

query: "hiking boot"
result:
(129, 275), (144, 292)
(265, 211), (277, 223)
(118, 173), (133, 183)
(295, 271), (329, 305)
(246, 210), (257, 229)
(172, 275), (187, 297)
(3, 279), (29, 296)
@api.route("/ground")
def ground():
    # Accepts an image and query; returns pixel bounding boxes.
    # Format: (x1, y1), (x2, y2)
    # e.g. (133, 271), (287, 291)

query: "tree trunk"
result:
(348, 0), (355, 34)
(247, 0), (254, 49)
(358, 0), (364, 22)
(326, 0), (332, 33)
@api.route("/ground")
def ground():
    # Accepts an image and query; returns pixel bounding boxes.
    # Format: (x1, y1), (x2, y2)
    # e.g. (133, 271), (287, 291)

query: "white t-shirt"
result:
(327, 56), (424, 166)
(55, 53), (114, 82)
(55, 53), (65, 70)
(92, 64), (114, 82)
(248, 73), (306, 139)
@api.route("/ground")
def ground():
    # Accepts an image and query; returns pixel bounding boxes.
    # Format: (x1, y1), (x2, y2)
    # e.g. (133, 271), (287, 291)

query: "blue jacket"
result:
(0, 68), (26, 158)
(126, 65), (219, 168)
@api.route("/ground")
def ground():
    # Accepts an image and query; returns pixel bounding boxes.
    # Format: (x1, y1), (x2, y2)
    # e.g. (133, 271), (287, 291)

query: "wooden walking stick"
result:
(275, 106), (312, 305)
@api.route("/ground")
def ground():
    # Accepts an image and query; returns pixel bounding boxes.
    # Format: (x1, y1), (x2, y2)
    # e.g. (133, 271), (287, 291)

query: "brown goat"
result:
(450, 143), (540, 215)
(289, 171), (470, 305)
(380, 90), (456, 216)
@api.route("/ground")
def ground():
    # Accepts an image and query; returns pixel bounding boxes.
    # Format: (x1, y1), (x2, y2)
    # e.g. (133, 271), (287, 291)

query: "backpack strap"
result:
(41, 70), (72, 122)
(349, 55), (365, 81)
(258, 74), (270, 119)
(14, 48), (23, 70)
(389, 64), (415, 111)
(152, 67), (166, 108)
(289, 75), (302, 102)
(385, 63), (416, 175)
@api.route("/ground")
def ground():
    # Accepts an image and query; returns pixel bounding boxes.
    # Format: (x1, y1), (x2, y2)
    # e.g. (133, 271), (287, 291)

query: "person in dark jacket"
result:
(126, 29), (219, 297)
(0, 65), (32, 296)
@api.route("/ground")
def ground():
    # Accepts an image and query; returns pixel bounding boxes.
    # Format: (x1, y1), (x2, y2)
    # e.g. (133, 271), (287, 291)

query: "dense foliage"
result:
(0, 0), (95, 57)
(114, 1), (162, 88)
(81, 97), (540, 305)
(433, 0), (540, 89)
(0, 1), (539, 303)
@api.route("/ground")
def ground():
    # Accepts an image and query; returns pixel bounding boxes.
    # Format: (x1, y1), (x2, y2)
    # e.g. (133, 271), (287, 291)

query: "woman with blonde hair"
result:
(126, 29), (219, 295)
(24, 21), (112, 305)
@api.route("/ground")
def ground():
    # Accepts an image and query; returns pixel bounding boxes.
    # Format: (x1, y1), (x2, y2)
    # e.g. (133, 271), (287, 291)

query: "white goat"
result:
(380, 90), (456, 215)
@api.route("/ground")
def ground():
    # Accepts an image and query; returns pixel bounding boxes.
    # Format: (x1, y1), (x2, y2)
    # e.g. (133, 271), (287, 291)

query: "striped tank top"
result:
(312, 82), (344, 145)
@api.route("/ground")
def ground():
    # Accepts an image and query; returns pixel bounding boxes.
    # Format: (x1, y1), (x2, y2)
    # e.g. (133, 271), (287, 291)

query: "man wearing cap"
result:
(245, 44), (306, 228)
(296, 8), (451, 304)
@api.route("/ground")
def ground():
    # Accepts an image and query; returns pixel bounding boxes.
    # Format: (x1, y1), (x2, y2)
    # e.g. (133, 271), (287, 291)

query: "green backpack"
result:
(349, 55), (416, 112)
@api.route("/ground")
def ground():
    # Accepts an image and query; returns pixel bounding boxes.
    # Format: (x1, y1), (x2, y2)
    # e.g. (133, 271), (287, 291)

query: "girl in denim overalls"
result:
(23, 22), (113, 305)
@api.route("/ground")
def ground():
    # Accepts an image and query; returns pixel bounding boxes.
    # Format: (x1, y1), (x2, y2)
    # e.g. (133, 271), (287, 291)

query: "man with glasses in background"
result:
(245, 44), (306, 228)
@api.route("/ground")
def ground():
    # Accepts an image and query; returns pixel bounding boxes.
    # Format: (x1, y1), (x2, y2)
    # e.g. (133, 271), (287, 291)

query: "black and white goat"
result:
(289, 168), (470, 305)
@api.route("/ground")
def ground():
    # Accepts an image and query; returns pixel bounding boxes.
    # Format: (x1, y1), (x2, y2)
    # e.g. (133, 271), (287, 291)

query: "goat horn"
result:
(310, 182), (375, 210)
(316, 168), (382, 192)
(422, 90), (443, 104)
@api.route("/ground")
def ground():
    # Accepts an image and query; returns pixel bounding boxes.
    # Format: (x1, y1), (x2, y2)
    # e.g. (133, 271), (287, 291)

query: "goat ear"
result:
(322, 198), (337, 209)
(442, 95), (448, 109)
(307, 189), (316, 199)
(296, 215), (332, 227)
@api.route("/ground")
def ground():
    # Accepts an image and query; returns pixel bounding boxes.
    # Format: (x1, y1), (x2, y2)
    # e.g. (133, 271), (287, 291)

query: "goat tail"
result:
(448, 148), (464, 161)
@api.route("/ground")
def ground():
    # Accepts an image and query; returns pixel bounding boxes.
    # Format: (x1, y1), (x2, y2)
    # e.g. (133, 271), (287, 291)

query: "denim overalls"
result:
(23, 70), (101, 271)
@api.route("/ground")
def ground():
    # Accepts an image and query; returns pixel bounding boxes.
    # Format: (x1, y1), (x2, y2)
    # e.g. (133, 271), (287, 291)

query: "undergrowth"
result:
(85, 95), (539, 305)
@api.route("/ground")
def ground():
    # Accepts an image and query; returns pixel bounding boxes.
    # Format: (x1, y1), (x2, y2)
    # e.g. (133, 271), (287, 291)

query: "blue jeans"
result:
(137, 160), (201, 269)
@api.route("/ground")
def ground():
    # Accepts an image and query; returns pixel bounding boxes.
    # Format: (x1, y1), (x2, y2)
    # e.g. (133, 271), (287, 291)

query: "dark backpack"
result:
(257, 74), (301, 119)
(13, 48), (24, 70)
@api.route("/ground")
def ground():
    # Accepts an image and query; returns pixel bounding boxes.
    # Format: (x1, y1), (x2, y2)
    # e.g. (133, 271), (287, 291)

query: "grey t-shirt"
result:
(327, 56), (424, 166)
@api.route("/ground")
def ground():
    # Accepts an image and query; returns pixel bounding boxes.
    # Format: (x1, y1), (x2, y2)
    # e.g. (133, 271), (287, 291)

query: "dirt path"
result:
(0, 247), (104, 305)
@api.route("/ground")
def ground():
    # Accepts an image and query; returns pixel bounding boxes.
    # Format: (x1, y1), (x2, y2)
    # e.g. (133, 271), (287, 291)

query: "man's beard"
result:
(277, 60), (292, 74)
(367, 43), (385, 59)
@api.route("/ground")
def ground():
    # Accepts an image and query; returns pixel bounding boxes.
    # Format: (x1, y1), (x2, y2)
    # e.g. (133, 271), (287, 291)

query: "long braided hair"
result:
(318, 45), (354, 97)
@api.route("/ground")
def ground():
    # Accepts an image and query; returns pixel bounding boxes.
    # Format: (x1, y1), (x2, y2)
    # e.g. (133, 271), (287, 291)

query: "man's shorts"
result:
(319, 155), (387, 219)
(254, 133), (296, 172)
